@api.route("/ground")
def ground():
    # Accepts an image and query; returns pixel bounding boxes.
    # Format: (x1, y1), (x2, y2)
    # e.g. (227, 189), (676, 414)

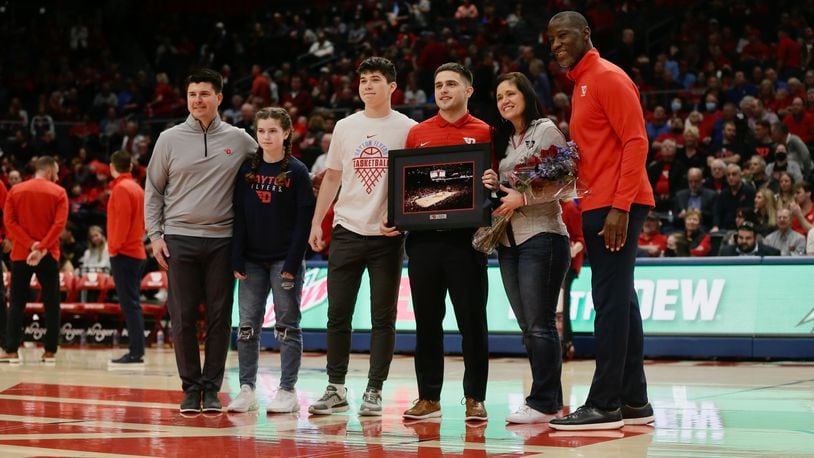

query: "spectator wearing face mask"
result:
(766, 144), (804, 184)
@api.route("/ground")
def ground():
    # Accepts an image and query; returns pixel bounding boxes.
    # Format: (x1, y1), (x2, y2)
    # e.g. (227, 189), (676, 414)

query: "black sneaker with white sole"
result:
(180, 389), (202, 413)
(202, 390), (223, 413)
(549, 405), (624, 431)
(621, 402), (655, 425)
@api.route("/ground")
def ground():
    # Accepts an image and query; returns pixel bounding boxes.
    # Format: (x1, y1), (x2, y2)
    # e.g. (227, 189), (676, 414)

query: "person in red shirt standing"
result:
(107, 150), (147, 367)
(0, 156), (68, 364)
(397, 63), (492, 423)
(560, 199), (584, 360)
(546, 11), (656, 431)
(782, 97), (814, 144)
(0, 180), (7, 355)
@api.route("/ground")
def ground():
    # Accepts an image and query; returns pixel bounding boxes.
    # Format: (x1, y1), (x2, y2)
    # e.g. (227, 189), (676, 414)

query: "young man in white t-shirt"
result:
(308, 57), (416, 416)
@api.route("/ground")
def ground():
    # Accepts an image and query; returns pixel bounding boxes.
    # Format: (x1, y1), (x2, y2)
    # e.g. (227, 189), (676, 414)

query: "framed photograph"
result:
(388, 143), (492, 231)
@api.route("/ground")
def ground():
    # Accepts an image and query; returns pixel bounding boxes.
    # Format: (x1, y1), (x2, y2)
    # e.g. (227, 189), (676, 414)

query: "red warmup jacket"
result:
(0, 180), (7, 240)
(4, 177), (69, 262)
(107, 173), (147, 259)
(567, 48), (655, 212)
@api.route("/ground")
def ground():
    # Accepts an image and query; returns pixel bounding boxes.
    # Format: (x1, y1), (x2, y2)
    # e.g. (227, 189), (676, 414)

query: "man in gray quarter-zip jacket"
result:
(145, 68), (257, 414)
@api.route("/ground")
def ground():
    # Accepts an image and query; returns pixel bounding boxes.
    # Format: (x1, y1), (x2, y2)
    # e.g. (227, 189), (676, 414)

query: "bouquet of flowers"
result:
(472, 141), (588, 254)
(509, 140), (587, 202)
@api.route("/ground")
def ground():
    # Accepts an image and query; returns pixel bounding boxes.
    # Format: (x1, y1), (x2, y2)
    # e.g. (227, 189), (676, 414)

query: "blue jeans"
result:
(498, 232), (570, 413)
(236, 260), (304, 390)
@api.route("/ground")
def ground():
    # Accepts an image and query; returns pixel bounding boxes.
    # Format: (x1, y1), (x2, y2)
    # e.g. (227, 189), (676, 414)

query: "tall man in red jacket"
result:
(107, 150), (148, 367)
(546, 12), (656, 431)
(0, 156), (68, 364)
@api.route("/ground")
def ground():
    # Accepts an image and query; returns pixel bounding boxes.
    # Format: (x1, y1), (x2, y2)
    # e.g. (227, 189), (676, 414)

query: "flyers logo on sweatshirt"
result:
(352, 139), (388, 194)
(580, 85), (587, 97)
(463, 137), (476, 144)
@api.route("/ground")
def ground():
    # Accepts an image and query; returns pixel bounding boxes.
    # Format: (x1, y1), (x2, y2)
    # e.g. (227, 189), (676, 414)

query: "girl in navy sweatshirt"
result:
(228, 107), (315, 414)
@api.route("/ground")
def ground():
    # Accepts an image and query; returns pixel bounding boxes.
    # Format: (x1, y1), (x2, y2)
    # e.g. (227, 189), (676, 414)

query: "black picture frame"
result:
(388, 143), (492, 231)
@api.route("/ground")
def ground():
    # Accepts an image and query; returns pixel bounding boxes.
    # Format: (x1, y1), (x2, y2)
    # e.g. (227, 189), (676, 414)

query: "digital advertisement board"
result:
(233, 261), (814, 337)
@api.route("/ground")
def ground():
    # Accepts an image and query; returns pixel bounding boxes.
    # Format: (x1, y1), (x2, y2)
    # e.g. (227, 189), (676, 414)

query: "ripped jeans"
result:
(236, 260), (304, 390)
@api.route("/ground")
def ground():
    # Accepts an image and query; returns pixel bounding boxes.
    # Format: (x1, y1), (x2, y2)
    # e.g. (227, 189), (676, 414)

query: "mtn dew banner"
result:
(233, 261), (814, 336)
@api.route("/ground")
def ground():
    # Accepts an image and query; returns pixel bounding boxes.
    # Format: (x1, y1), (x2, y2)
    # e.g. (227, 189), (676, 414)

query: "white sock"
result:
(329, 383), (345, 395)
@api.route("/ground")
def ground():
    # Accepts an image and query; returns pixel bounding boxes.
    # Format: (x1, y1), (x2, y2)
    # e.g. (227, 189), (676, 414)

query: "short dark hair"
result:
(549, 11), (590, 29)
(756, 119), (772, 131)
(186, 68), (223, 93)
(737, 220), (757, 233)
(35, 155), (57, 172)
(772, 121), (789, 135)
(357, 57), (397, 83)
(110, 150), (132, 173)
(794, 180), (812, 194)
(434, 62), (473, 86)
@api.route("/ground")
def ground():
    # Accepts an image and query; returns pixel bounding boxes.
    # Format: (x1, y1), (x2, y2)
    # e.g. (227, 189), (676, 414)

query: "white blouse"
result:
(498, 118), (568, 246)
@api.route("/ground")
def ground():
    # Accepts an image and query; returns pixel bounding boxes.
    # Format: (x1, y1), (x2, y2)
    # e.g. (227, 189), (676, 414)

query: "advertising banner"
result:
(235, 263), (814, 336)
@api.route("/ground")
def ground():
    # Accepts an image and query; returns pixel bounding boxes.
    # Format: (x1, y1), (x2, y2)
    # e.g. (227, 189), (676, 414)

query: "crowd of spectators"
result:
(3, 0), (814, 266)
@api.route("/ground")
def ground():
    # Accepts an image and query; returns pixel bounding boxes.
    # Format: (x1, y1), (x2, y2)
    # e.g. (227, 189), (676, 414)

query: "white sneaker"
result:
(267, 388), (299, 413)
(506, 404), (562, 424)
(226, 385), (258, 413)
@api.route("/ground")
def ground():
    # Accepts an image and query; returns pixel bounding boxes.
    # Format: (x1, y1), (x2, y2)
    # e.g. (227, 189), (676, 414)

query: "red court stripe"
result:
(0, 420), (143, 435)
(0, 399), (256, 429)
(0, 436), (533, 457)
(1, 383), (202, 404)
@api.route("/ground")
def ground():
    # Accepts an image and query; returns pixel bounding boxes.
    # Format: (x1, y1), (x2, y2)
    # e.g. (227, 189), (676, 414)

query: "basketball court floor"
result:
(1, 347), (812, 457)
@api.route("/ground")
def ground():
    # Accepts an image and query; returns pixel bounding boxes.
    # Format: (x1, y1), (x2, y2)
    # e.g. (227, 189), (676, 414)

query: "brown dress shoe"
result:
(464, 398), (488, 421)
(41, 352), (56, 363)
(403, 399), (442, 419)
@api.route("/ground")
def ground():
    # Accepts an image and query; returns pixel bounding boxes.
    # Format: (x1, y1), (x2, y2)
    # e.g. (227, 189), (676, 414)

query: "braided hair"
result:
(244, 106), (293, 185)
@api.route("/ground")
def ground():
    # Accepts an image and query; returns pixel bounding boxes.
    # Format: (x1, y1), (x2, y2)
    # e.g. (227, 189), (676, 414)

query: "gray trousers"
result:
(326, 225), (404, 390)
(165, 235), (233, 393)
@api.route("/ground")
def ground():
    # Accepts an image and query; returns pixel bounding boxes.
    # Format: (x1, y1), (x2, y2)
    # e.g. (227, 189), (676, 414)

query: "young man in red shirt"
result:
(790, 181), (814, 235)
(398, 63), (492, 422)
(547, 11), (656, 430)
(107, 150), (147, 367)
(0, 156), (68, 364)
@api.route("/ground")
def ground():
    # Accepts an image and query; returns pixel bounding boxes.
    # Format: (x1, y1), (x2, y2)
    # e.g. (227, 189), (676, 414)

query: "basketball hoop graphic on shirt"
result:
(352, 139), (389, 194)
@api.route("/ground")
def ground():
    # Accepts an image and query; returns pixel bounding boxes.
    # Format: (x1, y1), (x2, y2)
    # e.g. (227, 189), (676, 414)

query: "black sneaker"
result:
(621, 402), (655, 425)
(108, 353), (145, 368)
(549, 405), (624, 431)
(180, 389), (202, 413)
(202, 390), (222, 413)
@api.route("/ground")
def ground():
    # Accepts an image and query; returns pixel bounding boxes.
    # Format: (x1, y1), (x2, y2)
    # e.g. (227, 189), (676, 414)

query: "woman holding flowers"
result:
(482, 72), (572, 424)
